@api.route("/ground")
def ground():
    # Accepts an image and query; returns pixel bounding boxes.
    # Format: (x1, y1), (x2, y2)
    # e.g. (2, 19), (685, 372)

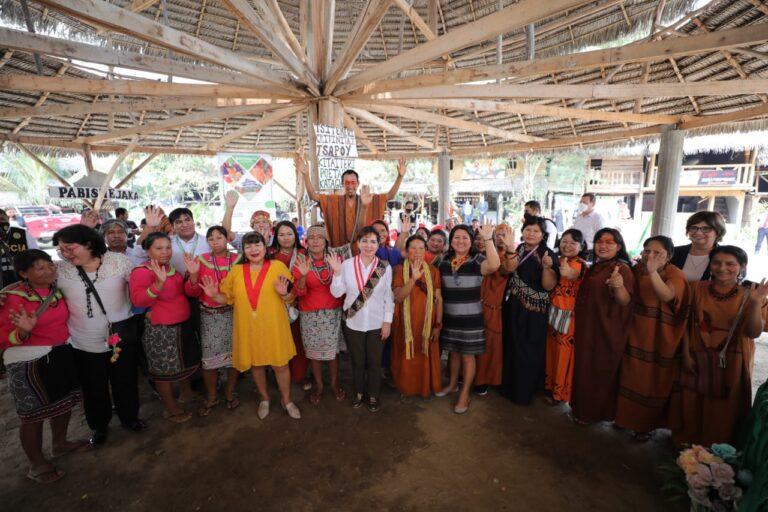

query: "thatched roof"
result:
(0, 0), (767, 159)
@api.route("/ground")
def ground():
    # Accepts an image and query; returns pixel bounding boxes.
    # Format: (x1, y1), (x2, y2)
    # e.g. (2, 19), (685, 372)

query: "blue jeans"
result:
(756, 228), (768, 254)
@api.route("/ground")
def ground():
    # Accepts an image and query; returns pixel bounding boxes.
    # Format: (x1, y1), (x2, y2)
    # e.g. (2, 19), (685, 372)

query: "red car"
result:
(13, 205), (81, 243)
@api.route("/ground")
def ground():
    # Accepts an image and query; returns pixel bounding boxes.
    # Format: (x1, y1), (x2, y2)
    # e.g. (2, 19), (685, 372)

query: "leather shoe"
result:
(121, 419), (148, 432)
(90, 428), (109, 446)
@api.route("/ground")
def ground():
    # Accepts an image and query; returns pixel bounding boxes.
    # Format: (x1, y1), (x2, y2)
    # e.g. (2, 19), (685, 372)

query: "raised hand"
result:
(397, 158), (407, 177)
(149, 259), (167, 284)
(144, 205), (164, 229)
(199, 275), (220, 297)
(326, 253), (343, 275)
(749, 278), (768, 305)
(644, 251), (664, 274)
(274, 275), (290, 296)
(295, 254), (311, 276)
(478, 219), (494, 241)
(606, 264), (624, 289)
(559, 259), (579, 280)
(410, 259), (424, 282)
(401, 217), (412, 235)
(183, 253), (200, 277)
(360, 185), (373, 206)
(294, 152), (309, 176)
(10, 307), (37, 333)
(224, 190), (240, 210)
(80, 210), (100, 228)
(541, 252), (553, 269)
(500, 224), (516, 251)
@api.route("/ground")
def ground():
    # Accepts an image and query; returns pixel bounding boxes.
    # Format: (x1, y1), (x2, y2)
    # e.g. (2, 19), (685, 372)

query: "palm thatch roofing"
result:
(0, 0), (767, 159)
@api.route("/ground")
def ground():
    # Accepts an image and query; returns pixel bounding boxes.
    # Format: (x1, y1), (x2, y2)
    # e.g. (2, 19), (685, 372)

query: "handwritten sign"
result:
(314, 124), (358, 190)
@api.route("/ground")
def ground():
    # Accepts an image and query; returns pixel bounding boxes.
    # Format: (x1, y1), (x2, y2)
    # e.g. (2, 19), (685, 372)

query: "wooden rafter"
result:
(324, 0), (394, 94)
(34, 0), (305, 93)
(14, 141), (76, 188)
(342, 111), (379, 154)
(391, 0), (452, 65)
(265, 0), (306, 63)
(342, 23), (768, 96)
(344, 106), (439, 150)
(334, 0), (591, 95)
(115, 153), (158, 188)
(346, 101), (544, 142)
(205, 104), (306, 151)
(75, 104), (293, 144)
(94, 137), (138, 209)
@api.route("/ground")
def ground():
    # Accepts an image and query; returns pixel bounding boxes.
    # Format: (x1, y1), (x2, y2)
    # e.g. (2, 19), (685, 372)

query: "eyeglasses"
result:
(687, 226), (714, 234)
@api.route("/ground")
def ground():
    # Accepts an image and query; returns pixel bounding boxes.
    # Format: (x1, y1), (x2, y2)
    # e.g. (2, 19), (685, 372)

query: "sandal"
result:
(27, 466), (65, 484)
(198, 398), (220, 417)
(333, 387), (346, 402)
(164, 411), (192, 424)
(309, 392), (322, 406)
(51, 439), (92, 458)
(225, 394), (240, 410)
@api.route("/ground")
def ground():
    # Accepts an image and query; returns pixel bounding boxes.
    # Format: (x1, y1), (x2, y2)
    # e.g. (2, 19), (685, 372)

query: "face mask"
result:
(576, 203), (588, 213)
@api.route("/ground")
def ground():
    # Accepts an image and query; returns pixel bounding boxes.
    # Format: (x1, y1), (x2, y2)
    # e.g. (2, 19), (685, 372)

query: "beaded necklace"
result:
(78, 257), (101, 318)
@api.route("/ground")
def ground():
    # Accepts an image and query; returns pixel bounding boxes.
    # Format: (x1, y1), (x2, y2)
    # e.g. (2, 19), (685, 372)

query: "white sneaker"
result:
(257, 400), (270, 420)
(283, 401), (301, 420)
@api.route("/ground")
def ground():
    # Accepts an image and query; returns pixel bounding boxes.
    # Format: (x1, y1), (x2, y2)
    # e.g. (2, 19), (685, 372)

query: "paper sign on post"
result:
(314, 124), (358, 190)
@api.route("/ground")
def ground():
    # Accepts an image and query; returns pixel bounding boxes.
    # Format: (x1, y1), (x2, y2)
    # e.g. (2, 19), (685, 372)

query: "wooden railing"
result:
(648, 164), (755, 189)
(586, 169), (643, 191)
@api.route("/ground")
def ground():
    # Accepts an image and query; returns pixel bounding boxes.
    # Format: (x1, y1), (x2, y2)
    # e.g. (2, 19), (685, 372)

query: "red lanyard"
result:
(243, 261), (271, 311)
(354, 256), (378, 293)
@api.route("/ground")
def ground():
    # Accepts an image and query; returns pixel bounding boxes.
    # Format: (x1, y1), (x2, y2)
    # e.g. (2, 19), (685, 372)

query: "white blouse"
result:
(57, 251), (133, 353)
(331, 257), (394, 333)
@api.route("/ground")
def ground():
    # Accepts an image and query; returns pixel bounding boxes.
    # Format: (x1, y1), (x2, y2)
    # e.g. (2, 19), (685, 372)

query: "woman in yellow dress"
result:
(200, 232), (300, 420)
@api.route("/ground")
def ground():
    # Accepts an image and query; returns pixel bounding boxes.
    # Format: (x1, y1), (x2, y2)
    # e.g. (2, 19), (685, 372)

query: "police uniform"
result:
(0, 226), (38, 288)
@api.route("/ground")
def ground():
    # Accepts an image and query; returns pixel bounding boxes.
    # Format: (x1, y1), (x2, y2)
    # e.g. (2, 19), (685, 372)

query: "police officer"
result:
(0, 208), (38, 288)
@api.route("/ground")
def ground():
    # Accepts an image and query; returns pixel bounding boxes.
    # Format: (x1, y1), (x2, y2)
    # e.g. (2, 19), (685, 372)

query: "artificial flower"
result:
(677, 450), (700, 475)
(688, 488), (712, 507)
(718, 483), (743, 502)
(710, 463), (736, 488)
(711, 444), (737, 462)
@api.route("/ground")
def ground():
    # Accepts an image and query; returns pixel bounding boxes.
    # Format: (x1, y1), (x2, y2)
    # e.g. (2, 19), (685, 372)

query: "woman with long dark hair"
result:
(670, 246), (768, 445)
(268, 220), (308, 387)
(435, 223), (500, 414)
(501, 217), (559, 405)
(570, 228), (635, 424)
(544, 228), (588, 404)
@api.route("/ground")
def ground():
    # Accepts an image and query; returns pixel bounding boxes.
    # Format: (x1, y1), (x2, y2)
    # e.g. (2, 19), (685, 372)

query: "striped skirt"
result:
(142, 318), (201, 382)
(7, 345), (81, 424)
(199, 305), (234, 370)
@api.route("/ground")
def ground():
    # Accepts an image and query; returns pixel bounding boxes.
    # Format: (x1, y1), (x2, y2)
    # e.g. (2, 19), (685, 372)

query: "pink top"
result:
(0, 283), (69, 350)
(292, 257), (343, 312)
(129, 264), (190, 326)
(184, 252), (239, 308)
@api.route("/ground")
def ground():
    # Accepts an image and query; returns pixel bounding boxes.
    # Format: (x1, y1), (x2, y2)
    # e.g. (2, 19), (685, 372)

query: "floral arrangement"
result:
(108, 332), (122, 363)
(673, 444), (752, 511)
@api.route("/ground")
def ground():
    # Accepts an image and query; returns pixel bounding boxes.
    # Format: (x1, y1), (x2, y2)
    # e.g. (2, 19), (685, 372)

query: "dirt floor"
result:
(2, 339), (766, 512)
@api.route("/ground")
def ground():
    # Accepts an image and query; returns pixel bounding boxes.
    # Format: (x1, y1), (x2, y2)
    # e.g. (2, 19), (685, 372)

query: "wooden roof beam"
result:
(75, 103), (292, 144)
(324, 0), (394, 94)
(342, 111), (379, 154)
(344, 106), (439, 150)
(34, 0), (305, 94)
(220, 0), (318, 91)
(264, 0), (306, 64)
(346, 101), (544, 142)
(205, 104), (306, 151)
(14, 141), (76, 188)
(129, 0), (158, 12)
(0, 27), (278, 90)
(0, 75), (298, 98)
(391, 0), (452, 65)
(94, 137), (138, 209)
(114, 153), (157, 188)
(343, 22), (768, 96)
(334, 0), (590, 95)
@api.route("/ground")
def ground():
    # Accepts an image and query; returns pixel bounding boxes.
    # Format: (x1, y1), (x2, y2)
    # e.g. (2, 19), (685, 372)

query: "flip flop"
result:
(164, 411), (192, 424)
(198, 398), (220, 417)
(333, 387), (346, 402)
(309, 392), (322, 406)
(27, 467), (65, 484)
(51, 439), (92, 458)
(225, 394), (240, 410)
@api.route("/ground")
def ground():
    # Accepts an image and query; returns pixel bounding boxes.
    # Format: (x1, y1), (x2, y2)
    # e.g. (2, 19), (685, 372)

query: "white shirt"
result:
(133, 233), (210, 274)
(331, 257), (394, 332)
(56, 251), (134, 353)
(110, 245), (146, 267)
(571, 211), (605, 249)
(682, 253), (710, 282)
(542, 218), (558, 250)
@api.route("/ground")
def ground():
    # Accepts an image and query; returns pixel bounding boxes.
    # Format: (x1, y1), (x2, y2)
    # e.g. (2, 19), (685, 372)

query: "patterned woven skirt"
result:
(142, 317), (200, 382)
(7, 345), (81, 424)
(199, 305), (234, 370)
(300, 308), (343, 361)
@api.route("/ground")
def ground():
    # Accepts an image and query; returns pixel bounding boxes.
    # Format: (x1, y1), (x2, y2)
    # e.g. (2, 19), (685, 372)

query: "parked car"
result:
(14, 205), (81, 243)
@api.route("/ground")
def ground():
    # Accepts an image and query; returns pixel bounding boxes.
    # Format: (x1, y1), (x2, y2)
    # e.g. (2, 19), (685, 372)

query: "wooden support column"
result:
(438, 151), (451, 224)
(651, 125), (684, 237)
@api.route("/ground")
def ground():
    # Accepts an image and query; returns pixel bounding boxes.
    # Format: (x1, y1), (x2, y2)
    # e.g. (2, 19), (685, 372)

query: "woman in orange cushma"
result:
(475, 224), (515, 394)
(614, 236), (690, 440)
(669, 246), (768, 446)
(544, 229), (588, 404)
(391, 235), (443, 399)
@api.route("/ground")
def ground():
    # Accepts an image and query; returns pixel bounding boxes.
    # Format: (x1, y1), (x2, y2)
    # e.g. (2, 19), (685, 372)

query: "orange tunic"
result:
(544, 257), (586, 403)
(476, 267), (508, 386)
(318, 193), (387, 251)
(615, 264), (690, 433)
(669, 281), (768, 446)
(391, 264), (442, 397)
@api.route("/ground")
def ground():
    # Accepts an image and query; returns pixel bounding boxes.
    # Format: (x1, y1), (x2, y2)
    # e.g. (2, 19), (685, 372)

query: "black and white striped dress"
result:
(438, 253), (486, 355)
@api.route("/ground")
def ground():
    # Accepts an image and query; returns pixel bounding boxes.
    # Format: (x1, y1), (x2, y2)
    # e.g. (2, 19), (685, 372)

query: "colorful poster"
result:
(218, 154), (276, 232)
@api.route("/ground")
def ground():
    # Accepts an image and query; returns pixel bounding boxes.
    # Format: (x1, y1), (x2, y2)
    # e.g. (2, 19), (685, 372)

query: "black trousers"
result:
(73, 317), (140, 430)
(343, 326), (383, 399)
